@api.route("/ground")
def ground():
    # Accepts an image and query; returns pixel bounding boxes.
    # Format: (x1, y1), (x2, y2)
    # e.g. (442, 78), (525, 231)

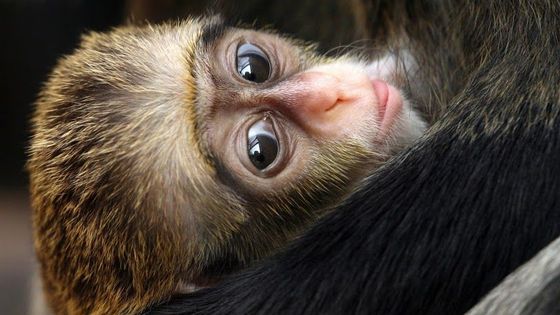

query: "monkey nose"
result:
(270, 66), (381, 139)
(291, 71), (341, 114)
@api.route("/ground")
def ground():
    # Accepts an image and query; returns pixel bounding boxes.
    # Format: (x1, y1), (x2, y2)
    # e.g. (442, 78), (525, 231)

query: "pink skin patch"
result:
(370, 79), (403, 133)
(271, 62), (406, 142)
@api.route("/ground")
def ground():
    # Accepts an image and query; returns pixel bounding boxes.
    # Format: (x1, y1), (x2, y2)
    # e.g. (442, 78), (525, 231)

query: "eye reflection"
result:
(236, 43), (271, 83)
(247, 117), (278, 170)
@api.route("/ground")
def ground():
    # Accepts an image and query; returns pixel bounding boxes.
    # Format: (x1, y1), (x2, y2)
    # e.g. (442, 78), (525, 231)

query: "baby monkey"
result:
(29, 17), (426, 315)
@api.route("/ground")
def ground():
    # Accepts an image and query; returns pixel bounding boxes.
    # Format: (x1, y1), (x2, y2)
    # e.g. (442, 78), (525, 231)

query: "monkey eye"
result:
(247, 117), (279, 170)
(236, 43), (271, 83)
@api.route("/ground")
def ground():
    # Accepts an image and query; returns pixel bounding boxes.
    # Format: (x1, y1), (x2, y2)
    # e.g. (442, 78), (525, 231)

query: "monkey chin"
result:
(362, 55), (427, 151)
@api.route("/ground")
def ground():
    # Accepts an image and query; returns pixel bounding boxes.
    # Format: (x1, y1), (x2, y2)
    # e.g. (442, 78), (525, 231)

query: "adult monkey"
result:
(148, 0), (560, 314)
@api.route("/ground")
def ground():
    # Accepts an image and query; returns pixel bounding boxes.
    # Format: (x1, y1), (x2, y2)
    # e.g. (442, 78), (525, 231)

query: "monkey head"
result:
(28, 17), (426, 314)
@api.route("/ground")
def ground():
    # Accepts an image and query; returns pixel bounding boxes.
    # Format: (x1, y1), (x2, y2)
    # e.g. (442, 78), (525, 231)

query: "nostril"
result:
(293, 73), (340, 114)
(325, 102), (338, 112)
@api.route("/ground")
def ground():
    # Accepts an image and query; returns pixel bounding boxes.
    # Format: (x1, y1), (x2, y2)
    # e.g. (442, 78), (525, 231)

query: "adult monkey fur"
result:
(29, 12), (427, 315)
(146, 0), (560, 315)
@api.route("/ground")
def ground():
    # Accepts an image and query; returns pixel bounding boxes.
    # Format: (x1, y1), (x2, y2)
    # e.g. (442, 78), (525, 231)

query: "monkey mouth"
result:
(371, 79), (388, 119)
(370, 78), (403, 133)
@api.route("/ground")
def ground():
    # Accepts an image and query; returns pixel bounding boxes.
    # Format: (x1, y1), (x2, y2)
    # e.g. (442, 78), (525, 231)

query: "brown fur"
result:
(29, 18), (396, 314)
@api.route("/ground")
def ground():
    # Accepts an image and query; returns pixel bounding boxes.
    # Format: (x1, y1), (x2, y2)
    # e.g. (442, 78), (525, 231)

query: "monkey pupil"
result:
(237, 43), (270, 83)
(248, 135), (277, 169)
(240, 63), (258, 81)
(247, 119), (279, 170)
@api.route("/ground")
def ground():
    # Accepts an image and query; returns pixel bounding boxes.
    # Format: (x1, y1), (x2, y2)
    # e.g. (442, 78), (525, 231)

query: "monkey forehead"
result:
(31, 19), (247, 240)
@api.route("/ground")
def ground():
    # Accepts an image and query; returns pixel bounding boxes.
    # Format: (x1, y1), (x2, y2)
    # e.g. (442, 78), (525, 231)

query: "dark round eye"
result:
(247, 118), (278, 170)
(236, 43), (270, 83)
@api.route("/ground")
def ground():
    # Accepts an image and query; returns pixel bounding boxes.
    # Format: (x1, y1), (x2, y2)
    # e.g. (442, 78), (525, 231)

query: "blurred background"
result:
(0, 0), (363, 313)
(0, 0), (125, 315)
(1, 1), (125, 313)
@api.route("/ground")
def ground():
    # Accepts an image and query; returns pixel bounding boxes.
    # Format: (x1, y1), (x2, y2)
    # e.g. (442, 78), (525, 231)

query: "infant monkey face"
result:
(199, 24), (426, 195)
(28, 18), (428, 314)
